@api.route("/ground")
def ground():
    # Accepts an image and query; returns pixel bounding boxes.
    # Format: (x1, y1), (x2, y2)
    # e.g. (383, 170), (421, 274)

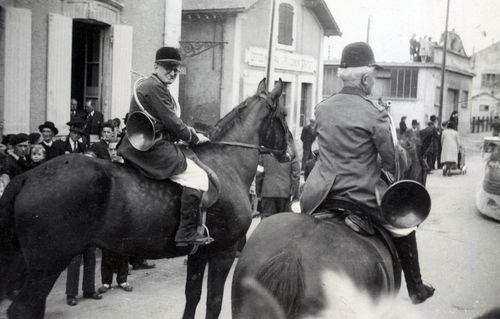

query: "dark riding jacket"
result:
(118, 75), (199, 180)
(300, 86), (396, 220)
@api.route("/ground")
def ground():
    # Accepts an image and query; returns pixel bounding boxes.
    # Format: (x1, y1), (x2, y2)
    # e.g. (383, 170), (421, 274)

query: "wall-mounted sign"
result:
(245, 46), (317, 73)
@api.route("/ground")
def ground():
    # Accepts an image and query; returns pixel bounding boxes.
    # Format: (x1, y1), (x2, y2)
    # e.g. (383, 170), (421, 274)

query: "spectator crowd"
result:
(0, 98), (155, 306)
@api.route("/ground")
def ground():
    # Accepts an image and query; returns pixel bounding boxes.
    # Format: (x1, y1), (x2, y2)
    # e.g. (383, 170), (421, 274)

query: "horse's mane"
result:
(209, 98), (251, 141)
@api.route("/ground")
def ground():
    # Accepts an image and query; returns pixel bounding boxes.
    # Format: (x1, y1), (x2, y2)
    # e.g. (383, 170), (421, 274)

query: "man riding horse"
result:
(300, 42), (435, 304)
(117, 47), (212, 246)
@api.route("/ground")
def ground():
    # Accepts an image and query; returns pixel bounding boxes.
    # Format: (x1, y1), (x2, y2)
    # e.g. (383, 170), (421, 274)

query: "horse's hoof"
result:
(410, 283), (435, 304)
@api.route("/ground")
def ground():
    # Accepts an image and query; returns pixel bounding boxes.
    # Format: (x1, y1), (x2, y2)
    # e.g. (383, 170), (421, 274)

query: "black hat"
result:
(155, 47), (182, 65)
(11, 133), (29, 146)
(38, 121), (59, 135)
(411, 119), (419, 126)
(28, 133), (41, 145)
(2, 134), (14, 146)
(340, 42), (381, 69)
(66, 119), (85, 134)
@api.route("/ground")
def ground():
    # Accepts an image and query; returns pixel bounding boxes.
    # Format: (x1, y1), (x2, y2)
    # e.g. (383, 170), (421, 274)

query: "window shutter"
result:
(47, 13), (72, 135)
(111, 25), (133, 120)
(2, 7), (31, 134)
(278, 3), (294, 46)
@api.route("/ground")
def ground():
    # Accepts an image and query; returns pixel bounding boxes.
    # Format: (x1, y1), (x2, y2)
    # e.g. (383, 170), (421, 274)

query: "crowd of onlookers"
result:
(398, 110), (463, 181)
(0, 98), (156, 306)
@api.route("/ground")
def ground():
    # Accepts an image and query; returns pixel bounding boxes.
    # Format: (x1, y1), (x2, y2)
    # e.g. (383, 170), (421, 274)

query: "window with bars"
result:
(481, 73), (499, 87)
(278, 3), (294, 46)
(388, 68), (418, 99)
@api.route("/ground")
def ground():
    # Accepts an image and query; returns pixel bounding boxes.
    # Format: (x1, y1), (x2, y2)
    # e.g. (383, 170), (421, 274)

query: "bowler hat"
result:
(155, 47), (182, 65)
(411, 119), (419, 126)
(38, 121), (59, 135)
(340, 42), (381, 69)
(11, 133), (29, 146)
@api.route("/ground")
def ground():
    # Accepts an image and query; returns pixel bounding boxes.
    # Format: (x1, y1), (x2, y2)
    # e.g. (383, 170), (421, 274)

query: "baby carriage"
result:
(442, 147), (467, 176)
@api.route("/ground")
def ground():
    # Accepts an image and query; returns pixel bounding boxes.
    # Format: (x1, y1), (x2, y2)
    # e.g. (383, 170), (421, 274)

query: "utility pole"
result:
(266, 0), (277, 90)
(438, 0), (451, 127)
(366, 16), (371, 44)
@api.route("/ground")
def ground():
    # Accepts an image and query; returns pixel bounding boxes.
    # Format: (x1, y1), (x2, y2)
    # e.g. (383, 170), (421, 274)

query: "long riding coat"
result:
(440, 128), (460, 163)
(300, 87), (396, 220)
(118, 75), (198, 180)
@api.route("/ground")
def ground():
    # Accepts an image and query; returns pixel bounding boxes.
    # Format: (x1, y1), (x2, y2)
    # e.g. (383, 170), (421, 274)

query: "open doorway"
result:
(71, 20), (105, 113)
(300, 83), (312, 127)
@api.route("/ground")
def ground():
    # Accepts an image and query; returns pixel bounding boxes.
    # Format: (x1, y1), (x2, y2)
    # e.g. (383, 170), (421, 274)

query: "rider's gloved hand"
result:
(196, 133), (210, 144)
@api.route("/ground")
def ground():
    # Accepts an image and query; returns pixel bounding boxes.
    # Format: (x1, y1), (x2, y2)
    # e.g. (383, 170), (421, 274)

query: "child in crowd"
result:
(28, 144), (46, 168)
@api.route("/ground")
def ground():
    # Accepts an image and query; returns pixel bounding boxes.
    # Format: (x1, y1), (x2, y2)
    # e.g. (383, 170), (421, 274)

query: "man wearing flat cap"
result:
(39, 121), (65, 160)
(0, 133), (30, 179)
(300, 42), (434, 304)
(118, 46), (212, 246)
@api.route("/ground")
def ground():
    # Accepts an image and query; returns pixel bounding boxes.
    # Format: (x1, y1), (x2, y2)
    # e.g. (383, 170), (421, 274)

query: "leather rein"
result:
(208, 93), (286, 156)
(209, 141), (284, 155)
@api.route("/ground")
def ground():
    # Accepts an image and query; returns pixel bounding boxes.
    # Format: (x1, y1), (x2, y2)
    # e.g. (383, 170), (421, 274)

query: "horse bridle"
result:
(209, 93), (288, 156)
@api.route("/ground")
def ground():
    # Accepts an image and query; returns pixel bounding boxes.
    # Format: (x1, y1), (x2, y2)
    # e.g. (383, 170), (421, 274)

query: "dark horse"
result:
(0, 79), (289, 319)
(232, 139), (426, 318)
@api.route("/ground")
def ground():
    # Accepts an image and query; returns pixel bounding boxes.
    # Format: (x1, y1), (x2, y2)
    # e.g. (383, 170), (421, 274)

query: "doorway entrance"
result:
(300, 83), (312, 127)
(71, 20), (105, 113)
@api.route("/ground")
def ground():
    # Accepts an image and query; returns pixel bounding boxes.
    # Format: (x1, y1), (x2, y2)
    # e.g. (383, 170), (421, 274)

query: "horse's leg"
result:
(182, 250), (208, 319)
(205, 246), (237, 319)
(7, 270), (61, 319)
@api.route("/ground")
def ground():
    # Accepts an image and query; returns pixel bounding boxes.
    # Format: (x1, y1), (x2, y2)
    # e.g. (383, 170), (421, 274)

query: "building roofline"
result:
(182, 8), (246, 14)
(183, 0), (342, 37)
(324, 61), (475, 77)
(471, 92), (500, 101)
(473, 41), (500, 56)
(304, 0), (342, 36)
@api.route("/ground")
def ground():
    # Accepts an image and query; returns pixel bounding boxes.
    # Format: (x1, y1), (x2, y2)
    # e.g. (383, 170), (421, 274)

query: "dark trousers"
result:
(101, 249), (129, 285)
(261, 197), (290, 219)
(65, 247), (96, 297)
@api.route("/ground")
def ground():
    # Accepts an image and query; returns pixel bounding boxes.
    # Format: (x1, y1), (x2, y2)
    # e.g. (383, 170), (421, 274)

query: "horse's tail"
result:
(255, 249), (305, 319)
(0, 174), (27, 301)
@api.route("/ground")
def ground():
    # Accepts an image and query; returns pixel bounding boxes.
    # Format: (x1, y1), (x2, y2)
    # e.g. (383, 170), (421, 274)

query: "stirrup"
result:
(175, 236), (214, 247)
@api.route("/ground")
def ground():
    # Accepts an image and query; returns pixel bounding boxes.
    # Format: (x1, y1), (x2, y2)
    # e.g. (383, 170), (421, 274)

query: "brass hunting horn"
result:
(126, 73), (162, 151)
(377, 120), (431, 228)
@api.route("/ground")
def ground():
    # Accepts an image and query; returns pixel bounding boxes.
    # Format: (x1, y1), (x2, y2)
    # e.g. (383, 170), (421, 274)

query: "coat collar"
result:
(339, 86), (368, 97)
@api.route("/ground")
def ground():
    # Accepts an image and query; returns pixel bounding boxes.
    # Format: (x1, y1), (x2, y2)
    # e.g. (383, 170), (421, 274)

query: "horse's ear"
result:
(269, 78), (283, 102)
(257, 78), (267, 94)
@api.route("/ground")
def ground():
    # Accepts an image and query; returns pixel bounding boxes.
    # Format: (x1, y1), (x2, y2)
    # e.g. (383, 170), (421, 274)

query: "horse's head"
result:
(256, 78), (293, 162)
(209, 78), (292, 161)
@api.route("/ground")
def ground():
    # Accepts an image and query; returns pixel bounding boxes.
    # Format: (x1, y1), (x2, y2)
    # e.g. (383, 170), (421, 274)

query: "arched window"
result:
(278, 3), (294, 46)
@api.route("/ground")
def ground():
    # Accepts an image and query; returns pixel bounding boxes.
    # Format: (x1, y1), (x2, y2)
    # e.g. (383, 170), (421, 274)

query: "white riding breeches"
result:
(169, 158), (209, 192)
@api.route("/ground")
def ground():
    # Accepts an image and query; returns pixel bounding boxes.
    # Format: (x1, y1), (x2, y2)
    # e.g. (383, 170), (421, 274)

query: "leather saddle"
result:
(312, 196), (401, 283)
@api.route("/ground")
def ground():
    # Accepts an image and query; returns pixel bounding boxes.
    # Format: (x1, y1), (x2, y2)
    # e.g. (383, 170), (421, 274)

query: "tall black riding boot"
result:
(175, 187), (213, 246)
(393, 231), (435, 304)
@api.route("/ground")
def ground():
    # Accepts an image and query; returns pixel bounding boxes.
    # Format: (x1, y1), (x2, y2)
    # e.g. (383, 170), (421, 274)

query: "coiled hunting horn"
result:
(126, 71), (162, 151)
